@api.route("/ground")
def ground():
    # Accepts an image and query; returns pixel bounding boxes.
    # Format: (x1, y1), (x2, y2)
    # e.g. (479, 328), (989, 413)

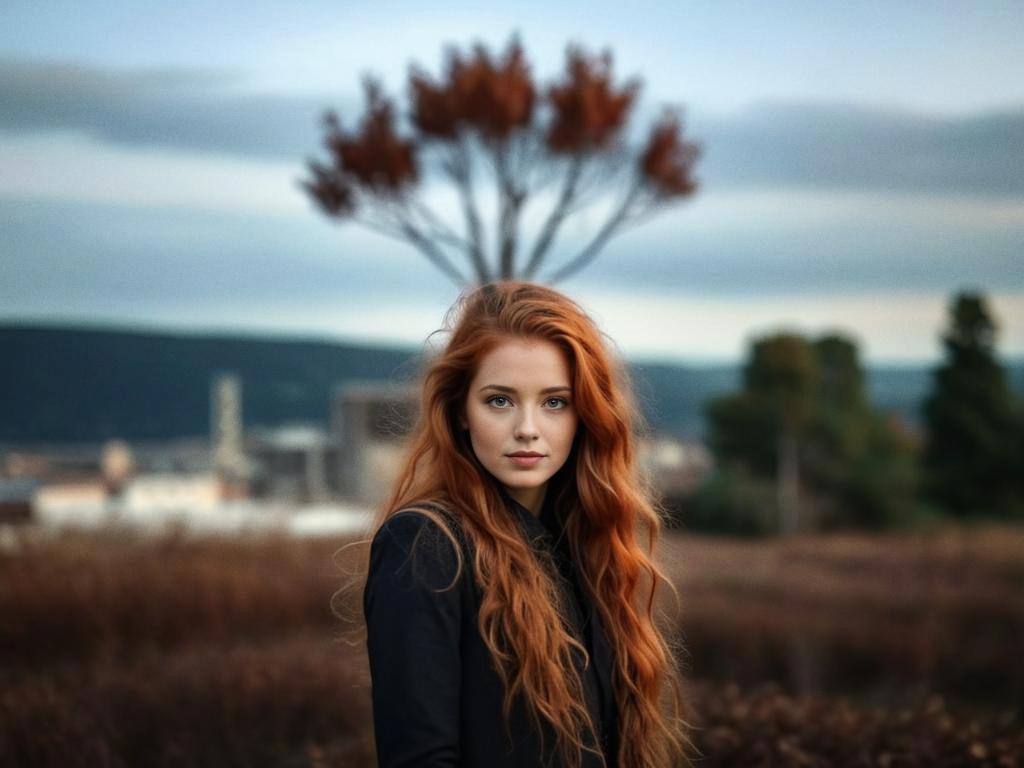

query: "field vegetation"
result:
(2, 522), (1021, 766)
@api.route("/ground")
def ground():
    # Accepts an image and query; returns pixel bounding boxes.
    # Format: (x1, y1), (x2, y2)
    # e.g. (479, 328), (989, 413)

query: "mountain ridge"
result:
(3, 323), (1021, 444)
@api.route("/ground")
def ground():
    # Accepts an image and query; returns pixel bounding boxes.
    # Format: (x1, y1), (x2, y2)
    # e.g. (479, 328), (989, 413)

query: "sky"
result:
(1, 0), (1022, 364)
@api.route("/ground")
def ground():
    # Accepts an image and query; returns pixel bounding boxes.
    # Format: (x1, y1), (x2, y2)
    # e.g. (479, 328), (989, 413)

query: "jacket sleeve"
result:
(363, 511), (464, 768)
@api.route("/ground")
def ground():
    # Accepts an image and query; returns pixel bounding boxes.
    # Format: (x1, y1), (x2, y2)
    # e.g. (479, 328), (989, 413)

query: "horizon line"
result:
(2, 315), (1022, 370)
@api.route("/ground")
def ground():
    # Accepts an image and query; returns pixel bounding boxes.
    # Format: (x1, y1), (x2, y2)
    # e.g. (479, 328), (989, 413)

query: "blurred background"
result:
(1, 2), (1022, 766)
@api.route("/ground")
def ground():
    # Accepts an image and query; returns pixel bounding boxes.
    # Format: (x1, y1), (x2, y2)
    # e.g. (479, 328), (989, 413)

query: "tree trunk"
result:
(787, 634), (821, 695)
(777, 429), (800, 535)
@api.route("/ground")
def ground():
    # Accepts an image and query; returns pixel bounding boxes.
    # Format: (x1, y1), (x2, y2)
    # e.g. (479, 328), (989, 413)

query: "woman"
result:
(360, 281), (694, 768)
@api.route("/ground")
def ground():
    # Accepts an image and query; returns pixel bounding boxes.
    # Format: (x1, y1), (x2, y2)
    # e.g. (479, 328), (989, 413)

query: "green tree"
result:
(923, 291), (1022, 517)
(804, 336), (922, 529)
(705, 331), (921, 535)
(747, 334), (820, 534)
(708, 333), (819, 535)
(301, 37), (701, 286)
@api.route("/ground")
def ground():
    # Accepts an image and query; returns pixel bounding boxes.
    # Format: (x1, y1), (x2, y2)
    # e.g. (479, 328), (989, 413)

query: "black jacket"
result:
(363, 487), (619, 768)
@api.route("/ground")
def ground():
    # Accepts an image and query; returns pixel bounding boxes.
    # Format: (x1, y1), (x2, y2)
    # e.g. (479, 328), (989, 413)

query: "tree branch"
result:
(355, 197), (468, 286)
(493, 143), (509, 279)
(493, 140), (525, 280)
(563, 145), (631, 216)
(544, 178), (644, 285)
(444, 143), (491, 284)
(407, 196), (478, 259)
(396, 219), (469, 286)
(522, 153), (585, 280)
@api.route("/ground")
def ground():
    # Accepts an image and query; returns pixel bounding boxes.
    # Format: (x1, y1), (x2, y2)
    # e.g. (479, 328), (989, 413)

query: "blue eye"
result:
(485, 395), (570, 410)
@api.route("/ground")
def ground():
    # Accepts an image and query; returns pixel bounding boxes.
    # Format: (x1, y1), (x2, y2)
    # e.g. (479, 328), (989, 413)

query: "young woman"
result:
(360, 281), (694, 768)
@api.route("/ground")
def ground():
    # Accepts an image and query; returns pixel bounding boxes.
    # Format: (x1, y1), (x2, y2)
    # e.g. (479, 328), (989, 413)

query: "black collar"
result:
(498, 484), (568, 550)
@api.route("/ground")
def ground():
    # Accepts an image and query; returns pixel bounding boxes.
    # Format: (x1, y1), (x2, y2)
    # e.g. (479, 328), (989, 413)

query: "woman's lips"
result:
(507, 455), (544, 467)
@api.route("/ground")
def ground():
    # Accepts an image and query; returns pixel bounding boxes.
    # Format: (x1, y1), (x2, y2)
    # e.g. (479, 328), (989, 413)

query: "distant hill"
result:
(0, 324), (420, 444)
(1, 324), (1021, 444)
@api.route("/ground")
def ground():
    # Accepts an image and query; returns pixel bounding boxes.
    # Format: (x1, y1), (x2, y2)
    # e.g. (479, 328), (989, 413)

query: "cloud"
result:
(581, 288), (1024, 364)
(0, 132), (308, 214)
(0, 197), (457, 313)
(0, 57), (349, 160)
(2, 194), (1021, 364)
(692, 101), (1024, 197)
(4, 192), (1020, 363)
(559, 187), (1024, 295)
(1, 58), (1023, 196)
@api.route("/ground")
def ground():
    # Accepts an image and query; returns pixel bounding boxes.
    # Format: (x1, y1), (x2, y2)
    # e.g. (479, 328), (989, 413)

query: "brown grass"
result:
(0, 528), (354, 671)
(658, 522), (1024, 711)
(1, 634), (372, 767)
(1, 521), (1022, 766)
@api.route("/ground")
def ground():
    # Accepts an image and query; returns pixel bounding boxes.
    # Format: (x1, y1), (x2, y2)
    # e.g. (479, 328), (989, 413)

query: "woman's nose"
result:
(514, 408), (540, 439)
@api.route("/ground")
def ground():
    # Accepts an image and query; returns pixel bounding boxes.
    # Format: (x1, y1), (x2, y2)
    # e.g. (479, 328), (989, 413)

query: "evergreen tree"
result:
(745, 334), (819, 534)
(923, 291), (1021, 517)
(705, 331), (921, 534)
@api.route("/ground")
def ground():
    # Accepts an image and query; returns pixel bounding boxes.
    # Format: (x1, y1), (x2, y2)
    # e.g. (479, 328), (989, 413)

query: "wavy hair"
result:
(340, 281), (695, 768)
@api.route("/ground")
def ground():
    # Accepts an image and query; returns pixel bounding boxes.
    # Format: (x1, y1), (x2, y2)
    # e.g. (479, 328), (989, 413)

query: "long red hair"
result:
(348, 281), (694, 767)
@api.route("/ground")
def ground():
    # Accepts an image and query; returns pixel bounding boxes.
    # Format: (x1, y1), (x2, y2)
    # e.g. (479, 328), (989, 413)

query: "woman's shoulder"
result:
(374, 501), (464, 548)
(369, 502), (468, 591)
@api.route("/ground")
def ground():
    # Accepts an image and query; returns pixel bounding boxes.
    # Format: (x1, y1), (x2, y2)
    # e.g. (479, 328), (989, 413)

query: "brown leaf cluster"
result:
(330, 80), (419, 192)
(640, 110), (701, 196)
(305, 79), (419, 216)
(302, 160), (354, 216)
(546, 47), (639, 153)
(304, 38), (701, 221)
(411, 38), (535, 141)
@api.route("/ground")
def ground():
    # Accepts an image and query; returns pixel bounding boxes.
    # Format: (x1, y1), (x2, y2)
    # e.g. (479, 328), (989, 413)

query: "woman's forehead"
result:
(472, 337), (572, 387)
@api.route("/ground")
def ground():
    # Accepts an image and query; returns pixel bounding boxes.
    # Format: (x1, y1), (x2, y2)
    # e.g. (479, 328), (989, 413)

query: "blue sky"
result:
(1, 0), (1022, 363)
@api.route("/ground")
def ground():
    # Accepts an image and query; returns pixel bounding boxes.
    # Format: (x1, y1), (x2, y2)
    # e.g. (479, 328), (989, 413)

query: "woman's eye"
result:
(486, 395), (569, 409)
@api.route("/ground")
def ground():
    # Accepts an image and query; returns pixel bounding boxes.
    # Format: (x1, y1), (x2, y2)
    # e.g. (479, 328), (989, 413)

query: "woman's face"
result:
(460, 336), (578, 516)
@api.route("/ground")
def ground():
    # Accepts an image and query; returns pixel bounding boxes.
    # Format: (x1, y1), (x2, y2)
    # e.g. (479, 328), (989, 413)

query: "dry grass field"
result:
(2, 522), (1021, 766)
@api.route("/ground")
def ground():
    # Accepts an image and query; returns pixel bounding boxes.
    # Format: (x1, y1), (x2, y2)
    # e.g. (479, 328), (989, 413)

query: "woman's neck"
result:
(504, 485), (547, 517)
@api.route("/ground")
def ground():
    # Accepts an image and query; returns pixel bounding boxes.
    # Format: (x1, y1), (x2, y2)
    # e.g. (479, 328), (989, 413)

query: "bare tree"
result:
(302, 37), (701, 287)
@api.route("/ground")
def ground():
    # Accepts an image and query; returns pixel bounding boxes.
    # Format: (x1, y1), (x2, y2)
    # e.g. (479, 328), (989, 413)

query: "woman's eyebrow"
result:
(478, 384), (572, 394)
